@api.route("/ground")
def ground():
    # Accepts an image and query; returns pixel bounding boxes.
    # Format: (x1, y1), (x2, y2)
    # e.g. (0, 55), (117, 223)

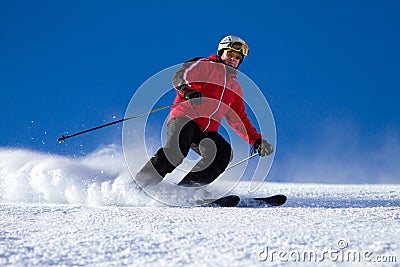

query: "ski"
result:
(205, 194), (287, 207)
(241, 194), (287, 207)
(209, 195), (241, 207)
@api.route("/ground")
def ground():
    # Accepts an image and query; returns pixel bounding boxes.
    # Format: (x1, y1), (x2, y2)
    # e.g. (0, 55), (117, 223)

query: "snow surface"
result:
(1, 148), (399, 266)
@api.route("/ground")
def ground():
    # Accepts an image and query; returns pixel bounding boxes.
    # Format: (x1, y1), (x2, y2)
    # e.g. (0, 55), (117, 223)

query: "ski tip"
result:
(253, 194), (287, 206)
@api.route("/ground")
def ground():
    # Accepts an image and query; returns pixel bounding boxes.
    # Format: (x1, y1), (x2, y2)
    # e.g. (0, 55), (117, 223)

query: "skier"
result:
(135, 35), (274, 188)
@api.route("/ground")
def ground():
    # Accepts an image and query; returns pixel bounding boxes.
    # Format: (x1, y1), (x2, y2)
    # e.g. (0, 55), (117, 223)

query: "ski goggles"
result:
(228, 41), (249, 56)
(226, 50), (243, 60)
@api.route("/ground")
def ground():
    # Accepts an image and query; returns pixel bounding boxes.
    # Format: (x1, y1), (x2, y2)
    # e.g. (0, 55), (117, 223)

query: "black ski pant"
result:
(135, 117), (232, 187)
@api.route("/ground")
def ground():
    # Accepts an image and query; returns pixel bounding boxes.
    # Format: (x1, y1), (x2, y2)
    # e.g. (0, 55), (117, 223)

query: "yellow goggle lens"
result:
(226, 50), (243, 60)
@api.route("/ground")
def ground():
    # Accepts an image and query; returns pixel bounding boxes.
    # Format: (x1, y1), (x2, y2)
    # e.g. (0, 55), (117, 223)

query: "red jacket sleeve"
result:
(225, 88), (262, 146)
(172, 57), (209, 96)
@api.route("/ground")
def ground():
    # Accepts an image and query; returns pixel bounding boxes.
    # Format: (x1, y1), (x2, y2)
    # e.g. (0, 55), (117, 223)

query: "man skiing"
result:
(135, 35), (273, 188)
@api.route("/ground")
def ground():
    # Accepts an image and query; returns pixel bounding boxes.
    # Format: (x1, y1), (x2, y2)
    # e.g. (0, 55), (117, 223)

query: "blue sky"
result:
(1, 1), (399, 183)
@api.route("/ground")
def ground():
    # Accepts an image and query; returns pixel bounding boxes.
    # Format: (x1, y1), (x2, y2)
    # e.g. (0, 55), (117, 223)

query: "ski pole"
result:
(225, 152), (259, 171)
(58, 101), (189, 142)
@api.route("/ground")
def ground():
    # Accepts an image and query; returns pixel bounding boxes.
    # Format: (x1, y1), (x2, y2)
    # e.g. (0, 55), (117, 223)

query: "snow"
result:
(1, 148), (399, 266)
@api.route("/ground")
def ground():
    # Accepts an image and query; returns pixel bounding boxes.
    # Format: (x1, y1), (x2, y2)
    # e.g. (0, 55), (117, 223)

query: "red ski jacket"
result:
(170, 55), (262, 146)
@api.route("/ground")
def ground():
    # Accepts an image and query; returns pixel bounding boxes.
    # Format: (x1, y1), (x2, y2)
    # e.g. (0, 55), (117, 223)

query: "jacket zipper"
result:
(203, 66), (228, 132)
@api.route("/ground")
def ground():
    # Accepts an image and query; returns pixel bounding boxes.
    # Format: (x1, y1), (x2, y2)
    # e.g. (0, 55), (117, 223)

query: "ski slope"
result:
(1, 148), (399, 266)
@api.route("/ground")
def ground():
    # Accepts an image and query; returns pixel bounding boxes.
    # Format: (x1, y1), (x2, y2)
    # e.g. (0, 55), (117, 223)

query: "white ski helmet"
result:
(217, 35), (249, 57)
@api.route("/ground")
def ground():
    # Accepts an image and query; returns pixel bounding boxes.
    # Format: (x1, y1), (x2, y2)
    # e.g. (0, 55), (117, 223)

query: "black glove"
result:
(184, 90), (203, 105)
(252, 138), (274, 157)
